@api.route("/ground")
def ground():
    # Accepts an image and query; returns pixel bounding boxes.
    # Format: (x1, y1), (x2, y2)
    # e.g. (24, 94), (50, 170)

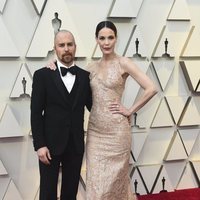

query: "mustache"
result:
(62, 53), (72, 57)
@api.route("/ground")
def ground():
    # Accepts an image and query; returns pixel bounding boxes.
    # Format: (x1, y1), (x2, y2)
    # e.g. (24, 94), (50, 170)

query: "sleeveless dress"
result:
(86, 57), (136, 200)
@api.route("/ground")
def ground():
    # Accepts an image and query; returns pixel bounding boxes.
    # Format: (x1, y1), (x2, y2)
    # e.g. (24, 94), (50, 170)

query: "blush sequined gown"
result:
(86, 57), (136, 200)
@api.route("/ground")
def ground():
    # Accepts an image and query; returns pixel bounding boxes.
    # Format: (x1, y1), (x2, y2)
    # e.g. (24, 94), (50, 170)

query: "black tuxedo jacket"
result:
(31, 64), (92, 155)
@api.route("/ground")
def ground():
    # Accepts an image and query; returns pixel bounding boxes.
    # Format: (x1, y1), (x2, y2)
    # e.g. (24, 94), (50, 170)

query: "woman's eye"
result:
(108, 36), (114, 40)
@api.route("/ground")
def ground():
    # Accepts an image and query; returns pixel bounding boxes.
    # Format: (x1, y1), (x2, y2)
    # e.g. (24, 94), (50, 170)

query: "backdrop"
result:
(0, 0), (200, 199)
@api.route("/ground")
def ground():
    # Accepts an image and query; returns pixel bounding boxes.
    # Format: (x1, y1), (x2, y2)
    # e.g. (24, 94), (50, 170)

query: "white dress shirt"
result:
(57, 60), (76, 93)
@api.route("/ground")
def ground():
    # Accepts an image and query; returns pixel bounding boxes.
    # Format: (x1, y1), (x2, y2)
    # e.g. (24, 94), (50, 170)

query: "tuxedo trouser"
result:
(39, 137), (83, 200)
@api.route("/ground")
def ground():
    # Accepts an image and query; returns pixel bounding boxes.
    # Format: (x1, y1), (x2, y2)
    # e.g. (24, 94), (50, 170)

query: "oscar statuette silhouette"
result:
(160, 177), (167, 193)
(19, 77), (30, 98)
(132, 113), (140, 128)
(162, 38), (170, 57)
(52, 12), (62, 35)
(133, 38), (141, 57)
(134, 179), (140, 196)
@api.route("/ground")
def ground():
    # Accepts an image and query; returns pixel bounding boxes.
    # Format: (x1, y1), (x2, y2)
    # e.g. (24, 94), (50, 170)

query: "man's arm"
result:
(30, 70), (46, 151)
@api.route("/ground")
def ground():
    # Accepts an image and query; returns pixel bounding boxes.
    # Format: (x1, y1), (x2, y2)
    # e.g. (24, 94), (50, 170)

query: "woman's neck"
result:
(102, 53), (117, 61)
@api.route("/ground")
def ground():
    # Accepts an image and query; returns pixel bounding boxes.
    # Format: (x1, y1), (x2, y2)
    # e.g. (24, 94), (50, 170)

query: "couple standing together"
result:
(31, 20), (157, 200)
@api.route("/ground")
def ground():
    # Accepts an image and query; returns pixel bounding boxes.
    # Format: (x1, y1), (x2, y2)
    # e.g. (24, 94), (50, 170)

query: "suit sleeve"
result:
(31, 70), (46, 151)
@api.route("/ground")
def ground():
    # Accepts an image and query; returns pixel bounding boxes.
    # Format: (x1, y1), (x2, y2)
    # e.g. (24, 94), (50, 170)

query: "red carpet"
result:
(137, 188), (200, 200)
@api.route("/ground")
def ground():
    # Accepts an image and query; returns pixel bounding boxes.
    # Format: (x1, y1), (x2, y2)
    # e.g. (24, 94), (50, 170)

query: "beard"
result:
(61, 53), (74, 65)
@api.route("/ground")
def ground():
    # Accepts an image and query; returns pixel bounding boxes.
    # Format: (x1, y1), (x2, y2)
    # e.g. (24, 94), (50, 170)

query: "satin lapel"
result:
(72, 66), (85, 110)
(51, 65), (70, 104)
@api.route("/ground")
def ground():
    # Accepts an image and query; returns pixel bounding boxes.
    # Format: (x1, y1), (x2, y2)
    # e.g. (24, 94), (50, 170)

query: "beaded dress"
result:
(86, 57), (136, 200)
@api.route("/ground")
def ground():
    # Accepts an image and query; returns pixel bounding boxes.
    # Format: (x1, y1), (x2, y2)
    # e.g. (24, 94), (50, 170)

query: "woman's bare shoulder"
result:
(118, 56), (136, 69)
(118, 56), (133, 65)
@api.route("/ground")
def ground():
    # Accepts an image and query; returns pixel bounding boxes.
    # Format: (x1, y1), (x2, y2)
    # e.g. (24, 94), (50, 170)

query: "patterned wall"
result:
(0, 0), (200, 199)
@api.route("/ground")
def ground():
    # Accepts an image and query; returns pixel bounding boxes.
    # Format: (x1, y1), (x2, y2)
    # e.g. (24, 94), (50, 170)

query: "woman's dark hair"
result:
(95, 21), (117, 38)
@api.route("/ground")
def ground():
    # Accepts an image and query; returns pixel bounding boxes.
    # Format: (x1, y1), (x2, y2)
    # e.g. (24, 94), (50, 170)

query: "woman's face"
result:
(96, 27), (117, 56)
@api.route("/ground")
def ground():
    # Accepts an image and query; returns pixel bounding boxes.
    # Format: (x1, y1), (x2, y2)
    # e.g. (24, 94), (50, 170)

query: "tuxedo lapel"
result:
(51, 65), (70, 105)
(72, 66), (85, 110)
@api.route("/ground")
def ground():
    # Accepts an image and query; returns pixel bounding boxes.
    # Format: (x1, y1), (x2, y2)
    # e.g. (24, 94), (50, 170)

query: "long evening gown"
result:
(86, 57), (136, 200)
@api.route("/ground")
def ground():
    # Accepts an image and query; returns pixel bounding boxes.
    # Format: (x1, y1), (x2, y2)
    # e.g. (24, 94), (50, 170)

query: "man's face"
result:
(54, 32), (76, 66)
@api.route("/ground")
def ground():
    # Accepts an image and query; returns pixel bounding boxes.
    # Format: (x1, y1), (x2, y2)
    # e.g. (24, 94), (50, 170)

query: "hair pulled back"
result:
(95, 21), (117, 38)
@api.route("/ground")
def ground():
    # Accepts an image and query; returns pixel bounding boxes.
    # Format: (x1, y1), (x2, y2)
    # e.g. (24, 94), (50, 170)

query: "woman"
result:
(85, 20), (157, 200)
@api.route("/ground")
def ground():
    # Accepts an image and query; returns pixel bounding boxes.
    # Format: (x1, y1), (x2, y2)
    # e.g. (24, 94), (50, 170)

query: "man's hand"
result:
(37, 147), (52, 165)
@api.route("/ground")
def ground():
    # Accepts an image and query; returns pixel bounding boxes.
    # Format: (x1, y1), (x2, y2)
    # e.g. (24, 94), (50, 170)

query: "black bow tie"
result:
(60, 66), (77, 76)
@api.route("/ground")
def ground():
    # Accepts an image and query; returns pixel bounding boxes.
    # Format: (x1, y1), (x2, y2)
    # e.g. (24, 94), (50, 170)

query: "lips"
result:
(103, 48), (111, 51)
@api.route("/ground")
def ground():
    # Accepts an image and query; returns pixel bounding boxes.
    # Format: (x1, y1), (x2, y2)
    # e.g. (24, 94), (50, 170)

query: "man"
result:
(31, 30), (92, 200)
